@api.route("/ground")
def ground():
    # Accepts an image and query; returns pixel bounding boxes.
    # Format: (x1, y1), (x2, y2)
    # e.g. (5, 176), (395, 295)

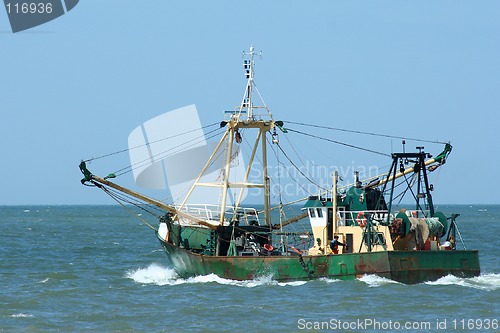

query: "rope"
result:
(84, 123), (217, 162)
(285, 120), (448, 145)
(286, 128), (390, 157)
(83, 122), (219, 163)
(97, 183), (158, 231)
(105, 186), (163, 216)
(283, 131), (308, 168)
(275, 142), (328, 191)
(268, 141), (315, 197)
(113, 127), (225, 177)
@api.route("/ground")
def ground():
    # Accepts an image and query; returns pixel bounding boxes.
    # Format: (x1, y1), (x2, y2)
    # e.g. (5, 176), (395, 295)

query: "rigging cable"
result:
(268, 141), (314, 197)
(400, 172), (428, 215)
(285, 128), (390, 157)
(267, 135), (286, 239)
(113, 126), (225, 177)
(282, 131), (319, 185)
(285, 120), (448, 145)
(275, 141), (329, 191)
(102, 185), (163, 216)
(83, 122), (219, 163)
(267, 136), (311, 240)
(95, 183), (158, 231)
(393, 173), (417, 206)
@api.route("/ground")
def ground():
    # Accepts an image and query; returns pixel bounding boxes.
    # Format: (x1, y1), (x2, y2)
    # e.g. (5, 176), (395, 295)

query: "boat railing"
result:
(178, 204), (218, 221)
(231, 207), (261, 225)
(339, 209), (432, 226)
(339, 210), (390, 226)
(175, 204), (261, 225)
(224, 106), (270, 121)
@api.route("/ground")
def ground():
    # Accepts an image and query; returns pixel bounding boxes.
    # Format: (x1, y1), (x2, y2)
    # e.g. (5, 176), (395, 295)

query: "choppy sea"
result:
(1, 205), (499, 332)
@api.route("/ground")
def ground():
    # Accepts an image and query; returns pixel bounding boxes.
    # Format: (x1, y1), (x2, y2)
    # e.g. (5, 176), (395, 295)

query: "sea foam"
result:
(358, 274), (401, 287)
(125, 264), (307, 288)
(126, 264), (500, 290)
(425, 273), (500, 291)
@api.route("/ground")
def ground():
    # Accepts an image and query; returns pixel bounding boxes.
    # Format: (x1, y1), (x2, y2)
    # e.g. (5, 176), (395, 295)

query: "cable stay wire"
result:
(284, 120), (449, 145)
(267, 137), (313, 237)
(282, 131), (312, 176)
(115, 126), (224, 177)
(161, 128), (235, 204)
(275, 141), (329, 191)
(96, 184), (161, 231)
(266, 137), (314, 199)
(113, 126), (225, 177)
(83, 122), (220, 163)
(286, 128), (390, 157)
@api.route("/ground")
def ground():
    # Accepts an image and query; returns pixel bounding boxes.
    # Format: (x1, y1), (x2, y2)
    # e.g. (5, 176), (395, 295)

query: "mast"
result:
(242, 47), (255, 119)
(240, 46), (273, 226)
(220, 124), (235, 224)
(383, 149), (438, 218)
(333, 172), (338, 235)
(178, 46), (276, 226)
(262, 128), (270, 226)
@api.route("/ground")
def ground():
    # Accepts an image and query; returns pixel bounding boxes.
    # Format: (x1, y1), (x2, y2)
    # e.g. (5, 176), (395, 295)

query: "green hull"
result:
(159, 239), (480, 284)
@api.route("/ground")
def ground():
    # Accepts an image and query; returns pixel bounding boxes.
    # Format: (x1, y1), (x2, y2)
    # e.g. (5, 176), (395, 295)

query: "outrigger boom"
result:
(79, 162), (217, 230)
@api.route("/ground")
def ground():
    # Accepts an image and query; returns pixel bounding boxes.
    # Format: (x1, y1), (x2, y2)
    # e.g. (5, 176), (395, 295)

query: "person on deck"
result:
(330, 235), (347, 254)
(316, 238), (324, 252)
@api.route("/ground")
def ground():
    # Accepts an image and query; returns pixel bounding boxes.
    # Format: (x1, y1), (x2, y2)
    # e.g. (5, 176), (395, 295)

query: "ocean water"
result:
(1, 205), (499, 332)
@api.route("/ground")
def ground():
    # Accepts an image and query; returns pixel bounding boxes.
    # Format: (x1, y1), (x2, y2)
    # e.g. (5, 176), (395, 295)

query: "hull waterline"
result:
(160, 240), (479, 284)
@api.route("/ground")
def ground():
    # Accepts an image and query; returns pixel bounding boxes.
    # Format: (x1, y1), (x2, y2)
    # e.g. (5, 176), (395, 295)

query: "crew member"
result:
(330, 235), (347, 254)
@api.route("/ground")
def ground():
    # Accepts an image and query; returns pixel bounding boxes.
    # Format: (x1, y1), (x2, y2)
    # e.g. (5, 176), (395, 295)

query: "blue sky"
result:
(1, 1), (499, 205)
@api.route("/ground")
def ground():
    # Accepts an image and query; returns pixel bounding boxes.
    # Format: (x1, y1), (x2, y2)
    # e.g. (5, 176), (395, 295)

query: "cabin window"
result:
(308, 208), (316, 218)
(316, 208), (323, 218)
(337, 207), (346, 226)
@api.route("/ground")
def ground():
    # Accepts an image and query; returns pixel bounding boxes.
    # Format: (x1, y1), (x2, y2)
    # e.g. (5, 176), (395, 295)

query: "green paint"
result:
(159, 237), (479, 284)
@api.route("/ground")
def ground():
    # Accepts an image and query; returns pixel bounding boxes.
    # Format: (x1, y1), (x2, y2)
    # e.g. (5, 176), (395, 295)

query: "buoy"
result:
(263, 244), (274, 252)
(356, 212), (366, 227)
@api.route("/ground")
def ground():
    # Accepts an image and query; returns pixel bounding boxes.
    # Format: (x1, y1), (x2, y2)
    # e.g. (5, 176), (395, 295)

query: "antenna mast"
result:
(179, 46), (275, 226)
(240, 46), (272, 121)
(242, 46), (257, 119)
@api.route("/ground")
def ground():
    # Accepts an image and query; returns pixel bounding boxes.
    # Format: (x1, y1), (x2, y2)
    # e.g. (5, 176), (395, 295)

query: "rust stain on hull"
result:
(161, 240), (480, 284)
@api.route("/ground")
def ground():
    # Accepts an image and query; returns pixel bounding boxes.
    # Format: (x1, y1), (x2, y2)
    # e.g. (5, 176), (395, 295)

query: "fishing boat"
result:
(80, 46), (479, 284)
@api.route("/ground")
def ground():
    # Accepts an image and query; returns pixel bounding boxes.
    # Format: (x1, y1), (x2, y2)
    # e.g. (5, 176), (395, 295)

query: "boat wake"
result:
(425, 273), (500, 291)
(126, 264), (499, 290)
(358, 273), (500, 290)
(358, 274), (402, 287)
(318, 277), (341, 284)
(125, 264), (307, 288)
